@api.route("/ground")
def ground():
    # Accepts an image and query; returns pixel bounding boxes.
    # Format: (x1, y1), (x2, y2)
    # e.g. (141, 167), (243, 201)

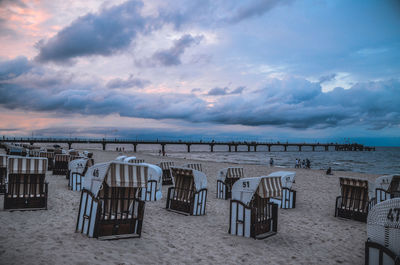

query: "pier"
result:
(0, 137), (375, 152)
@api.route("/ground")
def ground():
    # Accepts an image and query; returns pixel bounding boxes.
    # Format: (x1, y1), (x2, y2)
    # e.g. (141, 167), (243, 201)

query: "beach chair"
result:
(138, 163), (162, 201)
(373, 175), (400, 205)
(39, 151), (55, 170)
(265, 171), (296, 209)
(4, 156), (48, 210)
(183, 163), (203, 172)
(53, 154), (70, 176)
(217, 167), (244, 200)
(166, 167), (207, 216)
(335, 177), (371, 222)
(76, 161), (147, 240)
(0, 155), (7, 194)
(229, 176), (279, 239)
(159, 161), (174, 185)
(68, 158), (94, 191)
(365, 198), (400, 265)
(124, 157), (145, 164)
(115, 155), (127, 161)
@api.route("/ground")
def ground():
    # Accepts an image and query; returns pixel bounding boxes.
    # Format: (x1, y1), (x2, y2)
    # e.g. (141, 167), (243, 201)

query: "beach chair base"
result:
(365, 240), (400, 265)
(166, 208), (191, 216)
(255, 231), (277, 240)
(4, 181), (48, 210)
(98, 234), (141, 241)
(335, 196), (368, 222)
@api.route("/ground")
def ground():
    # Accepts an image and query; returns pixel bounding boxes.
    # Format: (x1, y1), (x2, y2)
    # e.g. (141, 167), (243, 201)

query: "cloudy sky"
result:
(0, 0), (399, 145)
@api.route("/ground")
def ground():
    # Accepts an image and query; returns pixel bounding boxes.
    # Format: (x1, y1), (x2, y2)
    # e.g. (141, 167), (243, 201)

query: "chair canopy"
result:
(367, 198), (400, 255)
(171, 167), (207, 192)
(123, 157), (139, 163)
(232, 176), (283, 206)
(387, 175), (400, 196)
(183, 163), (203, 172)
(266, 171), (296, 189)
(115, 155), (127, 161)
(69, 158), (91, 174)
(39, 151), (55, 159)
(159, 161), (174, 170)
(340, 177), (368, 191)
(374, 175), (393, 191)
(218, 167), (244, 181)
(7, 156), (47, 174)
(83, 161), (151, 197)
(0, 154), (6, 168)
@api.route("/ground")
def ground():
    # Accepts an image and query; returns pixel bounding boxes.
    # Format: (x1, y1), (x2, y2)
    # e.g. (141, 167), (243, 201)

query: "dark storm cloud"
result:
(1, 57), (399, 130)
(207, 86), (245, 96)
(0, 56), (32, 80)
(35, 0), (147, 63)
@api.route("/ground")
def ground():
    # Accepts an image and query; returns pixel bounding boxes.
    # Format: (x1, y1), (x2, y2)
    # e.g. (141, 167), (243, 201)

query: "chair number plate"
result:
(242, 181), (250, 188)
(387, 208), (400, 222)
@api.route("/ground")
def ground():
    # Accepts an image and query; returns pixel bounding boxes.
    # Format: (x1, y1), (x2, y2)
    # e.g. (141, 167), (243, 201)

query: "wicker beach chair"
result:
(229, 176), (279, 239)
(365, 198), (400, 265)
(159, 161), (174, 185)
(0, 154), (7, 194)
(76, 161), (149, 240)
(265, 171), (296, 209)
(39, 151), (55, 170)
(217, 167), (244, 200)
(68, 158), (94, 191)
(124, 157), (145, 164)
(4, 156), (48, 210)
(53, 154), (70, 176)
(335, 177), (372, 222)
(166, 167), (207, 216)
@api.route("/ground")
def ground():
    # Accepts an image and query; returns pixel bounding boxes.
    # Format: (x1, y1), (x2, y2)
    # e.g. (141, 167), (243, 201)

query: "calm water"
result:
(40, 143), (400, 175)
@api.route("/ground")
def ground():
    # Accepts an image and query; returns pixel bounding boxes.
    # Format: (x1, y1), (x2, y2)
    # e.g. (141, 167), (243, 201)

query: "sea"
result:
(53, 143), (400, 175)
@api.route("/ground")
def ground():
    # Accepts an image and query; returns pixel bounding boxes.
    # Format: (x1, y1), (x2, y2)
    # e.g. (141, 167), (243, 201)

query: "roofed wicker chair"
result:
(159, 161), (175, 185)
(0, 154), (7, 194)
(4, 156), (48, 210)
(265, 171), (296, 209)
(53, 154), (70, 176)
(217, 167), (244, 200)
(166, 167), (207, 216)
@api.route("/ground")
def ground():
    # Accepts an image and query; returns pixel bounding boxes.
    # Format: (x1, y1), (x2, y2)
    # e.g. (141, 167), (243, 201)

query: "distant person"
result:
(326, 167), (333, 175)
(306, 159), (311, 169)
(122, 147), (125, 152)
(159, 149), (162, 156)
(295, 159), (299, 168)
(302, 159), (305, 168)
(269, 157), (274, 167)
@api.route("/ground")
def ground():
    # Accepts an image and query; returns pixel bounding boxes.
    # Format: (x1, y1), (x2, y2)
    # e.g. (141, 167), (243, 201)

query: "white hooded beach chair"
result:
(0, 154), (7, 194)
(365, 198), (400, 265)
(335, 177), (371, 222)
(265, 171), (296, 209)
(76, 161), (148, 240)
(138, 163), (162, 201)
(159, 161), (174, 185)
(374, 175), (400, 205)
(183, 163), (203, 172)
(53, 154), (70, 176)
(4, 156), (48, 210)
(166, 167), (207, 216)
(68, 158), (94, 191)
(229, 176), (279, 239)
(217, 167), (244, 200)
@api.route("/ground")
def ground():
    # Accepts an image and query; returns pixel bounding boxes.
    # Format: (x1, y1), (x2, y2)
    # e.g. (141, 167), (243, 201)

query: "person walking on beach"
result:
(269, 157), (274, 167)
(326, 167), (333, 175)
(306, 159), (311, 169)
(295, 159), (299, 168)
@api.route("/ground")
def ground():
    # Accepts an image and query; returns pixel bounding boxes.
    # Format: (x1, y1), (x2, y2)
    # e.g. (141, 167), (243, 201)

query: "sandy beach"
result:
(0, 149), (378, 265)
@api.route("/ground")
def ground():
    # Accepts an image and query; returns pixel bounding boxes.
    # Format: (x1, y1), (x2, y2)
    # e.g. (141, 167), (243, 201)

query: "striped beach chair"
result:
(159, 161), (174, 185)
(365, 198), (400, 265)
(265, 171), (296, 209)
(373, 175), (400, 205)
(166, 167), (207, 216)
(76, 161), (149, 240)
(39, 151), (55, 170)
(229, 176), (279, 239)
(124, 157), (145, 164)
(4, 156), (48, 210)
(68, 158), (94, 191)
(183, 163), (203, 172)
(335, 177), (371, 222)
(217, 167), (244, 199)
(0, 154), (7, 194)
(53, 154), (70, 176)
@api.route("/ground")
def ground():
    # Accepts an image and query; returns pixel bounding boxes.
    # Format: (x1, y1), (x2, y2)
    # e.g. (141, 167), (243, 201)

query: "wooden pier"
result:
(0, 137), (375, 153)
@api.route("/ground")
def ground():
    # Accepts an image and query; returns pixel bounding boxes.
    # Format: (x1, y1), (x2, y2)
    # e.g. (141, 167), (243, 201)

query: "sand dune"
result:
(0, 149), (377, 265)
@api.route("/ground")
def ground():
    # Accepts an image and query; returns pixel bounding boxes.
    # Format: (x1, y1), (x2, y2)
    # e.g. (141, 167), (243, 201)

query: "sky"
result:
(0, 0), (399, 145)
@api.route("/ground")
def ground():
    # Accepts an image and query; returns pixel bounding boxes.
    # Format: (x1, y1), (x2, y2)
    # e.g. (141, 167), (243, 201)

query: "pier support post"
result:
(247, 145), (250, 152)
(254, 145), (257, 152)
(68, 142), (72, 149)
(268, 145), (271, 152)
(235, 145), (238, 152)
(325, 145), (329, 151)
(187, 144), (191, 153)
(161, 144), (166, 154)
(298, 145), (302, 152)
(102, 142), (106, 151)
(312, 146), (315, 151)
(228, 145), (231, 152)
(133, 144), (137, 152)
(210, 144), (214, 152)
(284, 145), (287, 152)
